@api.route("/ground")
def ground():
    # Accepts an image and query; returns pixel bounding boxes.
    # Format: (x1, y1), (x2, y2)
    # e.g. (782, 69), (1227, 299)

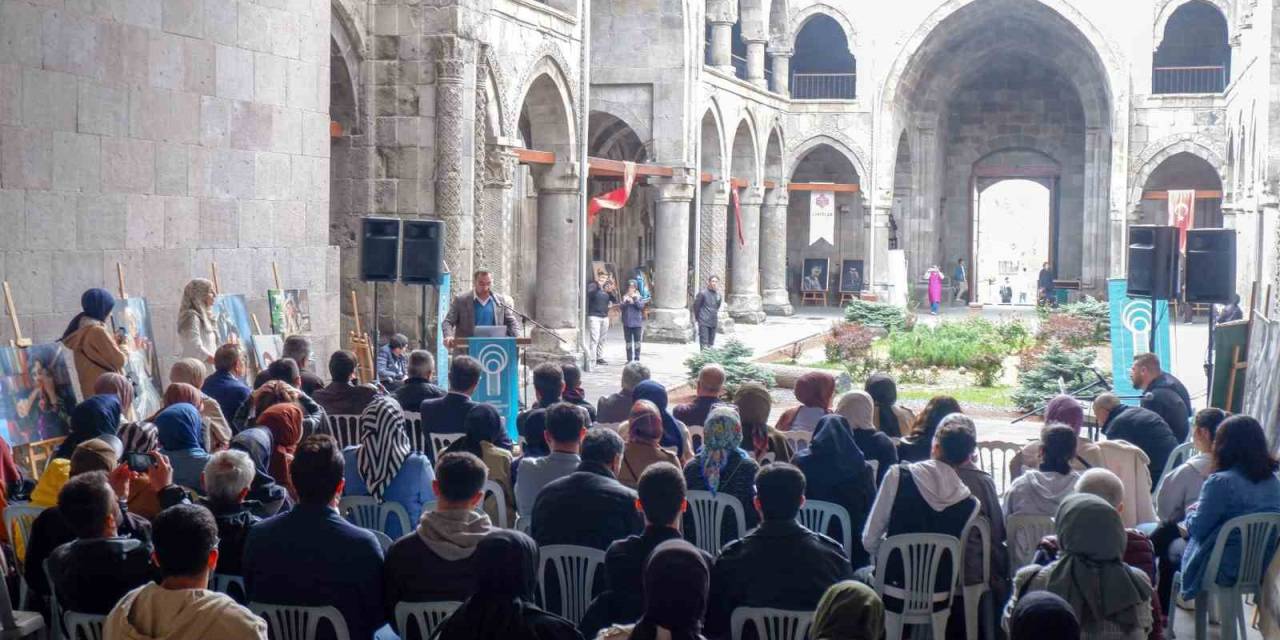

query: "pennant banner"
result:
(809, 189), (836, 246)
(730, 188), (745, 246)
(1168, 189), (1195, 253)
(587, 161), (638, 226)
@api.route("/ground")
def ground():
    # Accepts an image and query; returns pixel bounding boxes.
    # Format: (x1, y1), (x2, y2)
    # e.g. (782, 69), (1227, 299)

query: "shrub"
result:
(844, 299), (910, 332)
(1039, 296), (1110, 344)
(1038, 313), (1097, 349)
(825, 322), (882, 381)
(684, 339), (775, 393)
(1011, 341), (1106, 410)
(884, 317), (1028, 387)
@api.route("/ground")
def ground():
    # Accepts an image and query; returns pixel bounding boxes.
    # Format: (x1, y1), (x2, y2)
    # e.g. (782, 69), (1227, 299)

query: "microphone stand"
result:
(494, 298), (567, 406)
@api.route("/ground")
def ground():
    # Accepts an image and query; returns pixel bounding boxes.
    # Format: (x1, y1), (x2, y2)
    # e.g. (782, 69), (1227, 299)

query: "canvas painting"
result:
(252, 334), (285, 372)
(110, 297), (164, 420)
(1243, 314), (1280, 454)
(801, 258), (829, 292)
(839, 259), (864, 293)
(212, 295), (257, 365)
(268, 289), (312, 335)
(0, 343), (81, 447)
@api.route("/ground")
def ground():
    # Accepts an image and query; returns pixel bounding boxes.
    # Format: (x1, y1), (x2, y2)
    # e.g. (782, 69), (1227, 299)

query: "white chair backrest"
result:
(430, 433), (465, 460)
(4, 504), (44, 562)
(535, 545), (605, 626)
(210, 573), (247, 604)
(1202, 512), (1280, 591)
(326, 415), (362, 450)
(760, 451), (777, 464)
(874, 534), (962, 618)
(729, 607), (814, 640)
(974, 441), (1022, 496)
(394, 601), (461, 640)
(372, 530), (393, 552)
(796, 500), (852, 554)
(338, 496), (412, 536)
(1153, 441), (1198, 496)
(250, 603), (350, 640)
(481, 480), (509, 529)
(867, 459), (880, 482)
(685, 491), (747, 556)
(403, 411), (423, 440)
(782, 430), (812, 453)
(688, 425), (705, 451)
(1005, 514), (1055, 571)
(958, 516), (991, 588)
(64, 612), (104, 640)
(514, 516), (531, 534)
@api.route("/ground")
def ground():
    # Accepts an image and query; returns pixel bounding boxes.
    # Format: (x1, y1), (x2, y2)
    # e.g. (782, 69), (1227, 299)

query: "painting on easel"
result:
(0, 343), (81, 446)
(212, 295), (257, 365)
(267, 289), (312, 335)
(252, 335), (285, 372)
(111, 298), (164, 420)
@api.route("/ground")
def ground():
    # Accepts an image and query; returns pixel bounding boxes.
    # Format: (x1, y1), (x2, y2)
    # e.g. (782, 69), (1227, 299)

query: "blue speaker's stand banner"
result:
(435, 273), (452, 390)
(1107, 278), (1172, 405)
(469, 336), (520, 440)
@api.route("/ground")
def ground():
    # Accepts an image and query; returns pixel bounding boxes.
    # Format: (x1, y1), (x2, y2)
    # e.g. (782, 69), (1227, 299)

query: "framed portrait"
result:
(268, 289), (312, 335)
(211, 295), (257, 371)
(0, 343), (81, 446)
(110, 298), (164, 420)
(252, 335), (285, 372)
(801, 258), (830, 292)
(839, 259), (865, 293)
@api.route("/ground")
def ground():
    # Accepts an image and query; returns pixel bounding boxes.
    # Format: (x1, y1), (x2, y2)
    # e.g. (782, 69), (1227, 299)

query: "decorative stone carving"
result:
(432, 35), (476, 278)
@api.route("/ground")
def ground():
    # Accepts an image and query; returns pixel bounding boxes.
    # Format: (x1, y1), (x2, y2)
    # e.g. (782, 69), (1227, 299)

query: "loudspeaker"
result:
(360, 217), (401, 282)
(401, 220), (445, 285)
(1185, 228), (1236, 304)
(1127, 225), (1179, 300)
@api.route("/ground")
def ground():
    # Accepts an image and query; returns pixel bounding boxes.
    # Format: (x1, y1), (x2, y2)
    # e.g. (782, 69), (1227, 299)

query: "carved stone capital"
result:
(432, 36), (475, 81)
(483, 144), (519, 187)
(740, 186), (765, 207)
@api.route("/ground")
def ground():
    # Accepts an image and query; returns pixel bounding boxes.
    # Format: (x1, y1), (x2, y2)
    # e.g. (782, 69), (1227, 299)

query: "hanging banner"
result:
(587, 161), (638, 226)
(730, 188), (745, 246)
(809, 189), (836, 246)
(435, 272), (451, 389)
(1107, 278), (1172, 406)
(1168, 190), (1196, 253)
(468, 336), (520, 440)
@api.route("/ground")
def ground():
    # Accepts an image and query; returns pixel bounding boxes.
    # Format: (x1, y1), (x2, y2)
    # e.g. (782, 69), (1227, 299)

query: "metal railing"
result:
(730, 54), (748, 80)
(791, 73), (856, 100)
(1151, 65), (1226, 94)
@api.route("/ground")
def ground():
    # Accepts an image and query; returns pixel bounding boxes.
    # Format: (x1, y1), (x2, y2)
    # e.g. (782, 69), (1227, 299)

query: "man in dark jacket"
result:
(516, 363), (564, 456)
(252, 336), (325, 394)
(706, 463), (852, 638)
(674, 364), (726, 427)
(311, 351), (380, 417)
(561, 364), (597, 423)
(418, 356), (482, 446)
(1130, 353), (1192, 442)
(1094, 393), (1179, 484)
(531, 428), (642, 550)
(202, 343), (252, 429)
(596, 362), (650, 424)
(394, 350), (446, 412)
(200, 449), (263, 578)
(692, 275), (722, 350)
(585, 273), (618, 365)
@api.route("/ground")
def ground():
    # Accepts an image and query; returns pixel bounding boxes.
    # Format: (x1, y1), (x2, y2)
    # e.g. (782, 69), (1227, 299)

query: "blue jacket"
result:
(341, 448), (435, 538)
(202, 371), (251, 429)
(165, 448), (212, 493)
(620, 297), (646, 329)
(1180, 468), (1280, 598)
(244, 503), (385, 640)
(376, 345), (407, 383)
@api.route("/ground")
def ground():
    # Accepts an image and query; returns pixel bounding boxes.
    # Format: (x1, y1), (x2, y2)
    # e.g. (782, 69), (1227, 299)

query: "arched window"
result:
(792, 15), (855, 99)
(1153, 1), (1230, 94)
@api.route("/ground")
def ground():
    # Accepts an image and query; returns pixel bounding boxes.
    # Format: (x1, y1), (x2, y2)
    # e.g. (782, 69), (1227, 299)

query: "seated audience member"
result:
(170, 358), (232, 451)
(252, 336), (325, 394)
(393, 350), (446, 411)
(229, 426), (291, 517)
(255, 403), (304, 503)
(47, 471), (156, 615)
(1178, 415), (1280, 603)
(896, 396), (962, 463)
(1008, 591), (1081, 640)
(943, 414), (1011, 607)
(596, 540), (711, 640)
(1131, 353), (1192, 443)
(53, 394), (122, 460)
(1018, 394), (1104, 473)
(632, 381), (693, 463)
(684, 406), (761, 534)
(342, 396), (434, 536)
(706, 464), (853, 637)
(1005, 424), (1081, 518)
(735, 382), (794, 465)
(1003, 494), (1154, 640)
(200, 449), (261, 577)
(91, 371), (135, 424)
(244, 434), (386, 640)
(376, 333), (410, 390)
(432, 530), (584, 640)
(517, 363), (566, 457)
(794, 415), (876, 568)
(155, 402), (212, 492)
(514, 402), (586, 521)
(597, 362), (650, 424)
(118, 420), (164, 519)
(618, 400), (680, 488)
(811, 581), (887, 640)
(532, 427), (641, 550)
(384, 452), (493, 628)
(312, 350), (380, 417)
(836, 391), (898, 485)
(233, 363), (327, 434)
(105, 504), (268, 639)
(777, 371), (836, 432)
(673, 364), (727, 427)
(202, 343), (253, 435)
(1095, 393), (1179, 484)
(443, 404), (515, 524)
(561, 363), (598, 423)
(1152, 408), (1226, 611)
(864, 374), (914, 438)
(419, 355), (482, 444)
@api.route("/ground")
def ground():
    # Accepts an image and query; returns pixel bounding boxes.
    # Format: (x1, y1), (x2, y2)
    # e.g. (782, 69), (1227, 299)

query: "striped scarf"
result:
(357, 396), (412, 502)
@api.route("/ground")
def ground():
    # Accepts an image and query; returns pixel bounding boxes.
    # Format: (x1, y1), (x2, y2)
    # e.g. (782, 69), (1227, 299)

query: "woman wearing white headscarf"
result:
(177, 279), (219, 364)
(341, 396), (434, 537)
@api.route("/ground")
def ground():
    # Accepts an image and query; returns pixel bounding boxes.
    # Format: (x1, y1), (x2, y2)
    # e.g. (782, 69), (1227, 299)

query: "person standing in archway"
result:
(953, 258), (969, 305)
(925, 266), (945, 315)
(692, 276), (722, 350)
(1037, 261), (1056, 307)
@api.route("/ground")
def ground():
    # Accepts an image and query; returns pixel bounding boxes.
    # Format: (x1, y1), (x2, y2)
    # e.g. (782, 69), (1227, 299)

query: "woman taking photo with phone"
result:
(620, 279), (647, 363)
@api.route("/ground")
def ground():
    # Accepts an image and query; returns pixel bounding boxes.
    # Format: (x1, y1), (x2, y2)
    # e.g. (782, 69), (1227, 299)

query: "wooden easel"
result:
(801, 290), (828, 306)
(210, 262), (221, 295)
(2, 282), (32, 348)
(838, 292), (859, 305)
(3, 281), (66, 477)
(272, 262), (283, 292)
(349, 291), (375, 384)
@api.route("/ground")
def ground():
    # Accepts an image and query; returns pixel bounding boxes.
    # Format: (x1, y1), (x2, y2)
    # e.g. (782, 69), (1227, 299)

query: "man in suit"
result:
(530, 427), (642, 550)
(417, 356), (482, 455)
(444, 270), (520, 345)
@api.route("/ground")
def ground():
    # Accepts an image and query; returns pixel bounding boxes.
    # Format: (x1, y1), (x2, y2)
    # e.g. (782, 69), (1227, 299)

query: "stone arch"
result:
(479, 47), (509, 141)
(1153, 0), (1233, 48)
(730, 116), (761, 185)
(764, 126), (785, 184)
(330, 12), (362, 134)
(1129, 134), (1226, 208)
(515, 56), (578, 156)
(700, 98), (729, 179)
(331, 0), (366, 58)
(789, 133), (868, 184)
(507, 45), (577, 139)
(791, 3), (857, 51)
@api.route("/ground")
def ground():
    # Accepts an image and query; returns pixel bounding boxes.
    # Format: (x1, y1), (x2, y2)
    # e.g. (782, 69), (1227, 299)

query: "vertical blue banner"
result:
(436, 273), (451, 389)
(1107, 278), (1172, 405)
(468, 337), (520, 440)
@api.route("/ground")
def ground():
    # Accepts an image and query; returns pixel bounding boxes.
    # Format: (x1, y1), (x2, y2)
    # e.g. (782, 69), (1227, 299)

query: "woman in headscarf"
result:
(1008, 591), (1080, 640)
(444, 404), (516, 525)
(54, 394), (122, 459)
(434, 530), (583, 640)
(683, 406), (759, 533)
(177, 278), (219, 364)
(597, 539), (711, 640)
(811, 581), (886, 640)
(1018, 394), (1103, 475)
(618, 400), (680, 489)
(93, 372), (135, 423)
(234, 379), (326, 436)
(256, 403), (303, 502)
(733, 383), (792, 465)
(632, 380), (692, 463)
(154, 403), (210, 492)
(864, 374), (913, 438)
(896, 395), (962, 463)
(342, 396), (432, 537)
(61, 288), (127, 396)
(794, 415), (877, 568)
(1003, 493), (1153, 639)
(776, 371), (835, 433)
(229, 426), (290, 516)
(169, 358), (232, 451)
(836, 391), (897, 484)
(118, 420), (164, 519)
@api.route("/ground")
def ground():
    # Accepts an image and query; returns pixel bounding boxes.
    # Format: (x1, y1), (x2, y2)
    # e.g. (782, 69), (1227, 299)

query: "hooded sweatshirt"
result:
(384, 509), (493, 613)
(862, 459), (974, 559)
(1004, 469), (1081, 518)
(104, 583), (266, 640)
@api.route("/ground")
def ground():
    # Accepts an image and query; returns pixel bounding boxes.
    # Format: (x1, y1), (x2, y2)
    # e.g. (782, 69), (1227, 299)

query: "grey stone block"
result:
(155, 143), (189, 195)
(130, 88), (200, 143)
(162, 0), (204, 38)
(42, 9), (103, 79)
(301, 109), (328, 157)
(215, 45), (254, 101)
(52, 251), (106, 313)
(1, 126), (52, 190)
(5, 251), (54, 315)
(78, 81), (131, 137)
(0, 189), (22, 250)
(268, 9), (299, 59)
(22, 68), (76, 132)
(270, 106), (301, 154)
(124, 0), (162, 29)
(237, 2), (273, 53)
(210, 248), (252, 296)
(237, 199), (274, 248)
(148, 33), (187, 90)
(207, 148), (255, 199)
(0, 2), (43, 67)
(103, 23), (151, 88)
(230, 101), (272, 151)
(254, 151), (292, 200)
(274, 200), (305, 246)
(124, 194), (165, 249)
(199, 96), (231, 147)
(0, 65), (20, 127)
(199, 198), (240, 248)
(141, 248), (193, 306)
(204, 0), (238, 46)
(77, 193), (128, 250)
(163, 196), (197, 247)
(52, 131), (102, 192)
(254, 53), (288, 106)
(101, 138), (156, 194)
(286, 59), (318, 111)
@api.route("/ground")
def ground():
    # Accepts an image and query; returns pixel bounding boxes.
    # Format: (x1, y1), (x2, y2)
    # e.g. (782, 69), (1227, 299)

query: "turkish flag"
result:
(730, 188), (745, 247)
(587, 161), (637, 226)
(1168, 190), (1196, 253)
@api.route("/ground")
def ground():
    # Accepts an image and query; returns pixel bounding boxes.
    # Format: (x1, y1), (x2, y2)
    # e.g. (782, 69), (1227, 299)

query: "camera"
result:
(125, 452), (153, 473)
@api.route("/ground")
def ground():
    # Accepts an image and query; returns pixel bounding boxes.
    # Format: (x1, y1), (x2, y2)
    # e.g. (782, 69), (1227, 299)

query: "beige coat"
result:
(63, 318), (127, 397)
(1097, 439), (1157, 527)
(618, 442), (680, 489)
(104, 583), (266, 640)
(479, 441), (516, 526)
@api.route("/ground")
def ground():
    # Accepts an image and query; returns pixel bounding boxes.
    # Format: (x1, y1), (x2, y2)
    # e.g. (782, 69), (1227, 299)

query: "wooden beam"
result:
(586, 157), (674, 178)
(1141, 190), (1223, 200)
(515, 148), (556, 165)
(789, 183), (861, 193)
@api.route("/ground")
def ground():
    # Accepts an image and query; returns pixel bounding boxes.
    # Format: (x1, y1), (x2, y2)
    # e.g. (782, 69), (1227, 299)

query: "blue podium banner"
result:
(469, 336), (520, 440)
(436, 273), (451, 389)
(1107, 278), (1171, 405)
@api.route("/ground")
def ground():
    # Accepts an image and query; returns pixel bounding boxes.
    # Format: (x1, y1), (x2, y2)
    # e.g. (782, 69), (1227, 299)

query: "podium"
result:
(457, 336), (525, 441)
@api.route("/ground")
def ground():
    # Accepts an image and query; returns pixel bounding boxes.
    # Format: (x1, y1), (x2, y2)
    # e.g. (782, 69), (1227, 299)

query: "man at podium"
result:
(444, 269), (520, 346)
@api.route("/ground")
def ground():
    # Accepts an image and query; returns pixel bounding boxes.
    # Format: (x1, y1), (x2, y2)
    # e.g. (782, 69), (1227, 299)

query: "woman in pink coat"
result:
(926, 266), (945, 315)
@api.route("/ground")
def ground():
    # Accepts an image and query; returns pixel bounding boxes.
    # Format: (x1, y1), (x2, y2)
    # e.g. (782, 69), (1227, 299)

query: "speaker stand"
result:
(372, 283), (381, 350)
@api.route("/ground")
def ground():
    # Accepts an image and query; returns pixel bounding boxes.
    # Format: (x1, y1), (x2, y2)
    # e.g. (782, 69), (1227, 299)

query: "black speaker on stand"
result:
(1127, 225), (1179, 300)
(1185, 228), (1237, 304)
(401, 220), (445, 285)
(360, 217), (403, 349)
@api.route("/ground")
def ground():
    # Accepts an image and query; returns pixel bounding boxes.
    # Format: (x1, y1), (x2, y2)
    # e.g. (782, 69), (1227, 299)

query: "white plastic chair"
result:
(63, 613), (104, 640)
(874, 534), (963, 640)
(782, 430), (812, 452)
(1169, 512), (1280, 640)
(4, 504), (43, 609)
(210, 573), (247, 604)
(325, 415), (362, 449)
(250, 603), (350, 640)
(974, 441), (1022, 496)
(429, 433), (465, 461)
(795, 499), (852, 554)
(480, 480), (510, 529)
(729, 607), (813, 640)
(394, 601), (461, 640)
(535, 545), (605, 626)
(338, 496), (412, 536)
(1153, 441), (1198, 496)
(372, 530), (393, 552)
(0, 555), (43, 639)
(955, 517), (993, 640)
(687, 425), (705, 451)
(867, 459), (880, 481)
(685, 491), (747, 556)
(1005, 514), (1055, 572)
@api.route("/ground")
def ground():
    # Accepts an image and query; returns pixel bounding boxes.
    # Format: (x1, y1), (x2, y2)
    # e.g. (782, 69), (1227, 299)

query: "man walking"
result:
(953, 258), (969, 304)
(585, 272), (618, 366)
(692, 275), (722, 350)
(1037, 261), (1056, 307)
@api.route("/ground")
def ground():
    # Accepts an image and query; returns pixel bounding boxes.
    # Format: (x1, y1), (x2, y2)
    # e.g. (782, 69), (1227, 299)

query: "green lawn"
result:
(898, 385), (1015, 408)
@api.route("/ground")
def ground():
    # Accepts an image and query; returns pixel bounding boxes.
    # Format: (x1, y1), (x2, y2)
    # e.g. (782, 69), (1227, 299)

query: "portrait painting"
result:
(110, 297), (164, 420)
(0, 343), (81, 447)
(252, 335), (285, 372)
(268, 289), (312, 335)
(839, 259), (864, 293)
(211, 295), (257, 365)
(801, 258), (830, 292)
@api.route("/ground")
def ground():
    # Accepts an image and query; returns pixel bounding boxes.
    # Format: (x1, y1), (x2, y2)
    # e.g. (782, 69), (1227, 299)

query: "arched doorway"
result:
(791, 14), (856, 99)
(697, 109), (726, 304)
(587, 112), (654, 293)
(727, 119), (764, 322)
(787, 143), (863, 306)
(974, 178), (1054, 305)
(1137, 151), (1225, 228)
(1153, 1), (1230, 94)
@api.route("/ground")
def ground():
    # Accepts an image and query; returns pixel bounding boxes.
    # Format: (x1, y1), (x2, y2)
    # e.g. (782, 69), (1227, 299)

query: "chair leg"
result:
(1195, 592), (1210, 640)
(963, 592), (979, 640)
(1215, 589), (1240, 640)
(931, 611), (950, 640)
(884, 612), (904, 640)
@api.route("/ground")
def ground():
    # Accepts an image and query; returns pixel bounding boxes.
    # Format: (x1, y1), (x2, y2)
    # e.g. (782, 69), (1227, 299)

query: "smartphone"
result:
(125, 452), (153, 473)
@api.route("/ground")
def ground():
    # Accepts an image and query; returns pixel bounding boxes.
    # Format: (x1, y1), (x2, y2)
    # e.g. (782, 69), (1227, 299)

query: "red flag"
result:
(1168, 190), (1196, 253)
(730, 188), (745, 246)
(587, 161), (637, 226)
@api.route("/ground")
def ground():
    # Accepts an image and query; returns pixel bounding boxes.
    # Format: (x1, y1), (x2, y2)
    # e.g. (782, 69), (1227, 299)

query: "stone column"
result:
(700, 181), (734, 332)
(648, 173), (697, 342)
(746, 40), (767, 88)
(770, 49), (791, 96)
(730, 187), (766, 322)
(532, 165), (583, 359)
(870, 202), (892, 291)
(709, 20), (734, 69)
(433, 36), (477, 278)
(761, 187), (793, 315)
(479, 143), (518, 293)
(1084, 126), (1112, 286)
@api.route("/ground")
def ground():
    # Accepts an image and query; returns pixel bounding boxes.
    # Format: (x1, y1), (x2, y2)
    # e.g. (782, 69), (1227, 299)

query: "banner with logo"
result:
(1107, 278), (1172, 405)
(468, 336), (520, 440)
(809, 190), (836, 245)
(436, 272), (451, 389)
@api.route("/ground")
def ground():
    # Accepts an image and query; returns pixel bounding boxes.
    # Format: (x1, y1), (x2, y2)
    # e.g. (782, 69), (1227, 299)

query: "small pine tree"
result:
(684, 339), (776, 394)
(1011, 341), (1104, 411)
